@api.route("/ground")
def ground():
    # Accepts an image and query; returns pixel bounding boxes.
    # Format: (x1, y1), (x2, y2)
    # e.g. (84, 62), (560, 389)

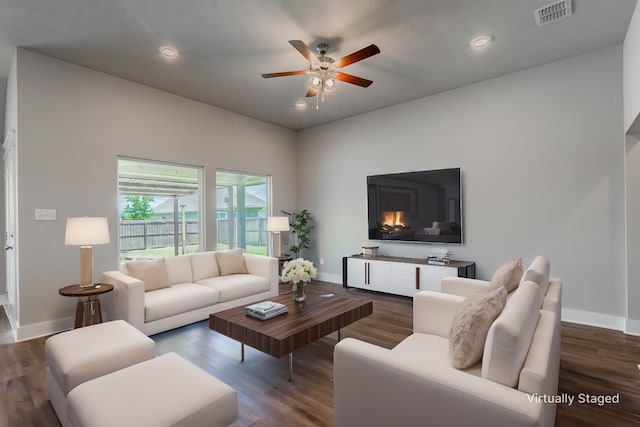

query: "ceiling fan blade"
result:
(261, 70), (308, 78)
(305, 87), (318, 97)
(335, 72), (373, 88)
(334, 44), (380, 68)
(289, 40), (320, 66)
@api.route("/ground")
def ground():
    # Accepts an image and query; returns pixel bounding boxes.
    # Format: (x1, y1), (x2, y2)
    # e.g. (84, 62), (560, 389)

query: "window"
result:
(118, 157), (203, 260)
(216, 169), (270, 255)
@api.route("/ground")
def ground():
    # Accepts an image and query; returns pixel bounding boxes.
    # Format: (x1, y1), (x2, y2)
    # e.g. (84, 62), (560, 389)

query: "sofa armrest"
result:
(243, 254), (279, 295)
(101, 271), (145, 332)
(334, 338), (542, 427)
(441, 276), (490, 297)
(542, 278), (562, 315)
(413, 291), (465, 337)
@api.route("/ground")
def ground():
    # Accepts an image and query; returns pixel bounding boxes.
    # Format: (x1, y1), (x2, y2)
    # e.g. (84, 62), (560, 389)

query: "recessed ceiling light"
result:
(159, 46), (179, 58)
(470, 35), (493, 49)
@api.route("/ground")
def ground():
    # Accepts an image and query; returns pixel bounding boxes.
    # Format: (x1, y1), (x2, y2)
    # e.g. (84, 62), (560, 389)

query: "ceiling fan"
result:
(262, 40), (380, 109)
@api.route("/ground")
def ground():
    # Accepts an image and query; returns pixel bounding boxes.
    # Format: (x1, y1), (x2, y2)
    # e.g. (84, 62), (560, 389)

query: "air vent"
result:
(534, 0), (573, 26)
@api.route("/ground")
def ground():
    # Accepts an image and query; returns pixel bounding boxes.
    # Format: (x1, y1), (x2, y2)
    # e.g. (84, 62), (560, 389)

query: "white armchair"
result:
(334, 257), (562, 427)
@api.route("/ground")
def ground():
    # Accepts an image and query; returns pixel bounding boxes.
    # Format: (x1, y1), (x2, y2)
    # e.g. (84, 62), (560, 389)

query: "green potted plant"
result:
(282, 209), (313, 258)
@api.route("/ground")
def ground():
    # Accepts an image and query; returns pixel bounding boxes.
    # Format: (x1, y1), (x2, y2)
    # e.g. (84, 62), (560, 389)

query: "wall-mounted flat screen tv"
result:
(367, 168), (463, 244)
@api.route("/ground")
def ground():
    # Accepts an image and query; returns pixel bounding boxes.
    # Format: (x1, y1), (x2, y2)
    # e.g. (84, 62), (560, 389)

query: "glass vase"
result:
(292, 282), (306, 302)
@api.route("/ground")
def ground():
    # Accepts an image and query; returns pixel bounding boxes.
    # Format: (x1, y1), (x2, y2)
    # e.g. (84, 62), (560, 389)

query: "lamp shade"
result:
(267, 216), (290, 232)
(65, 217), (110, 246)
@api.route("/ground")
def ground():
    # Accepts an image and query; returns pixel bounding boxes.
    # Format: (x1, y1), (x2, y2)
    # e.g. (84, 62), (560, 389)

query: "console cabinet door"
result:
(417, 265), (459, 292)
(390, 262), (419, 297)
(347, 258), (390, 292)
(347, 258), (367, 288)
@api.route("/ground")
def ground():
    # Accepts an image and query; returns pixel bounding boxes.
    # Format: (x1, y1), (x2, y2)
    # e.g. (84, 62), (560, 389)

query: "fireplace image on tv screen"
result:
(367, 168), (462, 244)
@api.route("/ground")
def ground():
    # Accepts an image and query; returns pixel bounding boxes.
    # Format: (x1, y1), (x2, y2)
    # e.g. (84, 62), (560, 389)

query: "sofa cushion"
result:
(521, 256), (550, 303)
(190, 252), (220, 281)
(144, 283), (219, 322)
(215, 249), (248, 276)
(125, 259), (171, 292)
(481, 280), (542, 387)
(197, 274), (269, 303)
(164, 254), (194, 285)
(448, 286), (508, 369)
(489, 259), (523, 293)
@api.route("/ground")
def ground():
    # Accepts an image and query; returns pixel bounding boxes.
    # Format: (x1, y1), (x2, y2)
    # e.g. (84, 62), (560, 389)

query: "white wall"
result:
(299, 45), (626, 327)
(13, 49), (298, 339)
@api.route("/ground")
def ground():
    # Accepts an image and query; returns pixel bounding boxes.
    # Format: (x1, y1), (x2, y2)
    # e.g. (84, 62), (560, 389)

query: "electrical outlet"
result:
(35, 209), (56, 221)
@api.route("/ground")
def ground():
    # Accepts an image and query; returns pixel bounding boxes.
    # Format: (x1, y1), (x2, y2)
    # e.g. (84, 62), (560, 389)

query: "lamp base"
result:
(80, 246), (93, 287)
(273, 232), (282, 258)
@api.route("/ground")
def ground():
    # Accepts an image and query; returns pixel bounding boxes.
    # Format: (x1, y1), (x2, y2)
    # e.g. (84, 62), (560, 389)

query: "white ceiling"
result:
(0, 0), (636, 130)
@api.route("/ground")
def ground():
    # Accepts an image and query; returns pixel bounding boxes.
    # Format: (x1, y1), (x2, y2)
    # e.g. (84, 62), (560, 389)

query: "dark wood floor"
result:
(1, 282), (640, 426)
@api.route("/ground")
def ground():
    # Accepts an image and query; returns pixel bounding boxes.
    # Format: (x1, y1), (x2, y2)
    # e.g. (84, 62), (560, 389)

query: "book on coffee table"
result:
(245, 301), (288, 320)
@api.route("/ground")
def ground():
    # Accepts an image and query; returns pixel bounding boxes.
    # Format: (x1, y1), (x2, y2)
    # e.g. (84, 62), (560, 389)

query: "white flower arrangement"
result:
(281, 258), (318, 284)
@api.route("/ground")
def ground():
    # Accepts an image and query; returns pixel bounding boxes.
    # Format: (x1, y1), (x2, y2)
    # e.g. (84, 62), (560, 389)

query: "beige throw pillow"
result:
(449, 286), (508, 369)
(489, 259), (523, 293)
(215, 249), (248, 276)
(125, 259), (171, 292)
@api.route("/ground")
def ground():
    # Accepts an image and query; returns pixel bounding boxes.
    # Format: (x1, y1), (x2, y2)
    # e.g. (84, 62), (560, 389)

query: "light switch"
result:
(35, 209), (56, 221)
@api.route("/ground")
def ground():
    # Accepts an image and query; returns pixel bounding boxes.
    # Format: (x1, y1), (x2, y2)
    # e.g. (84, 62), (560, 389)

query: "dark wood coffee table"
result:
(209, 286), (373, 381)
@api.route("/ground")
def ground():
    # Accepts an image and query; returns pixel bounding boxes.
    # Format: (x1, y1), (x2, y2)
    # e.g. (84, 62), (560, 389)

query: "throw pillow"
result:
(215, 249), (248, 276)
(489, 258), (523, 293)
(125, 259), (171, 292)
(449, 286), (508, 369)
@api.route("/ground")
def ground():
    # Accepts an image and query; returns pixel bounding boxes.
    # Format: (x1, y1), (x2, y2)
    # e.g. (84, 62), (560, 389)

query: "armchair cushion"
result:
(449, 286), (508, 369)
(482, 281), (542, 387)
(215, 249), (249, 276)
(125, 259), (171, 292)
(489, 258), (523, 292)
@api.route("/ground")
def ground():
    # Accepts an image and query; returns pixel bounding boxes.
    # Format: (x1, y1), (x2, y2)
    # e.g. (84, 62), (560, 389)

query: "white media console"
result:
(343, 254), (475, 298)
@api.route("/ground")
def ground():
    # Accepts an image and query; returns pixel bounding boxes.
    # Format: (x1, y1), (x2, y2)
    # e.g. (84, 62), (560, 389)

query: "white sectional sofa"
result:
(102, 249), (279, 335)
(334, 256), (561, 427)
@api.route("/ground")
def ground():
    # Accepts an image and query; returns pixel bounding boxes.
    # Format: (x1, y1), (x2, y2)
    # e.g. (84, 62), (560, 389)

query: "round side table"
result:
(58, 283), (114, 328)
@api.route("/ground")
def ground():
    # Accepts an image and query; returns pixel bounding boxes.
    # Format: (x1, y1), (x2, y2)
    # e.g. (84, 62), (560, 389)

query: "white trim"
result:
(13, 316), (74, 342)
(625, 318), (640, 336)
(561, 308), (626, 331)
(0, 294), (7, 305)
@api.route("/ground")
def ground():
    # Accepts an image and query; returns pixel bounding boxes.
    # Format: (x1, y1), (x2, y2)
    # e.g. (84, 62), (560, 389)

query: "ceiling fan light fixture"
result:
(310, 76), (322, 88)
(294, 101), (307, 109)
(325, 78), (335, 89)
(470, 35), (493, 49)
(159, 46), (179, 58)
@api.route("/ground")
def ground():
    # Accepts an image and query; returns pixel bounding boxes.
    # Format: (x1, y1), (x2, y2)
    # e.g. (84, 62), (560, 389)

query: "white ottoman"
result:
(68, 352), (238, 427)
(45, 320), (156, 425)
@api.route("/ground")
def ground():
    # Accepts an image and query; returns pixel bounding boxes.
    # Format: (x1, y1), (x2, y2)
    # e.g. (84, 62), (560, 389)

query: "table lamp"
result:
(267, 216), (289, 257)
(65, 216), (110, 287)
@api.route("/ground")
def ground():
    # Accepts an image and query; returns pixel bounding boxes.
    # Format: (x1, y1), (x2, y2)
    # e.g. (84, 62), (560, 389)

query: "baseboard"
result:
(561, 308), (626, 332)
(624, 318), (640, 336)
(13, 316), (74, 342)
(315, 275), (636, 334)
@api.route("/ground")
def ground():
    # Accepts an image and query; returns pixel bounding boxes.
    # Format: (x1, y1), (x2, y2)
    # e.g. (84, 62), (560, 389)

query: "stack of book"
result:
(427, 251), (452, 265)
(245, 301), (288, 320)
